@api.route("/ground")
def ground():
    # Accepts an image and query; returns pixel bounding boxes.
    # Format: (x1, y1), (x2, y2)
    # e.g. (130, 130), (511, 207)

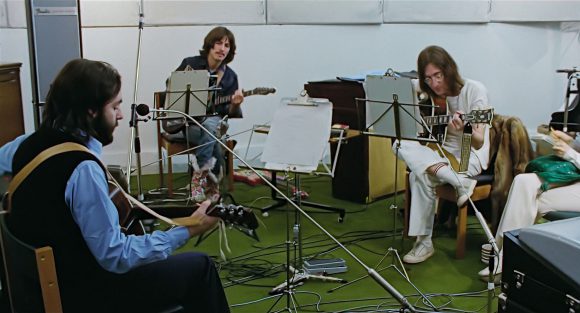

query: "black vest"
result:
(9, 128), (116, 310)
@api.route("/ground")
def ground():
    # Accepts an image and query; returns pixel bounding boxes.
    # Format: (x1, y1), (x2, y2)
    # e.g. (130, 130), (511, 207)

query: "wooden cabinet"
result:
(305, 79), (405, 203)
(0, 63), (24, 147)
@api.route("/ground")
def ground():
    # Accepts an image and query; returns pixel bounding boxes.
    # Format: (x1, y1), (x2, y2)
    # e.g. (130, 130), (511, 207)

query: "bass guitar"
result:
(163, 87), (276, 134)
(109, 177), (259, 235)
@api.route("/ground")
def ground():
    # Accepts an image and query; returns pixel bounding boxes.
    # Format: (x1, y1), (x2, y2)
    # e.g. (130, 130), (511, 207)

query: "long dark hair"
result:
(199, 26), (237, 65)
(42, 59), (121, 142)
(417, 45), (464, 98)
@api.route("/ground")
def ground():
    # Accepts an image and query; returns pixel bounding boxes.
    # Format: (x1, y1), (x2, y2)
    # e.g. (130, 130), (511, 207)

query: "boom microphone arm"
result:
(136, 104), (422, 313)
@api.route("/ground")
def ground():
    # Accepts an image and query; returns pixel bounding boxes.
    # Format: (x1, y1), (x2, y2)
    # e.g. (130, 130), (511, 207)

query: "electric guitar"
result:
(420, 97), (494, 172)
(163, 87), (276, 134)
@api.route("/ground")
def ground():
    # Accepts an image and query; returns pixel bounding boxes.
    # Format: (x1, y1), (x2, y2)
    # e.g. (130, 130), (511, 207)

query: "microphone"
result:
(557, 68), (579, 74)
(129, 103), (138, 127)
(136, 103), (151, 116)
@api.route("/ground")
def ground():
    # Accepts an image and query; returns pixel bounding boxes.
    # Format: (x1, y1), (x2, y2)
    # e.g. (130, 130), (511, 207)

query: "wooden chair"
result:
(0, 214), (62, 313)
(404, 171), (494, 259)
(154, 92), (236, 196)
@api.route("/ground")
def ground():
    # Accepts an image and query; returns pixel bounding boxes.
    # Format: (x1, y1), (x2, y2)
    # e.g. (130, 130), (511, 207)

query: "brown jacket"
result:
(488, 114), (535, 228)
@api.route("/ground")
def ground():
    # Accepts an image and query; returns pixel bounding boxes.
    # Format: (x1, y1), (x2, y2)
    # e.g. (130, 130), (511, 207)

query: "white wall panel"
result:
(267, 0), (383, 24)
(384, 0), (490, 23)
(491, 0), (580, 22)
(80, 0), (265, 27)
(80, 0), (139, 27)
(145, 0), (265, 25)
(0, 1), (7, 27)
(5, 0), (27, 28)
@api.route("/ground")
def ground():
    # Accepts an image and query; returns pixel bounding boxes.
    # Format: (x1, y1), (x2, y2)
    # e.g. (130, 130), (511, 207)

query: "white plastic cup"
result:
(481, 243), (492, 264)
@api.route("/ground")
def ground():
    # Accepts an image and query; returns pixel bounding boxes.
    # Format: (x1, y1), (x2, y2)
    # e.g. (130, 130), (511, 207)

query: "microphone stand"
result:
(126, 0), (146, 200)
(139, 106), (422, 313)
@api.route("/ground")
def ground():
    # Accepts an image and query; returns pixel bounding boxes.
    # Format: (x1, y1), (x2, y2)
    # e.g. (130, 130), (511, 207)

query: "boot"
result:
(190, 158), (207, 202)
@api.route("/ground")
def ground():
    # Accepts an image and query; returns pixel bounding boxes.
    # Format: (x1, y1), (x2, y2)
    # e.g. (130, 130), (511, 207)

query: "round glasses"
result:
(424, 72), (444, 85)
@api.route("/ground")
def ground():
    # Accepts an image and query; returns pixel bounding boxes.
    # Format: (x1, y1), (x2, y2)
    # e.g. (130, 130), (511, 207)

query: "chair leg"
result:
(403, 172), (410, 238)
(456, 204), (468, 259)
(226, 140), (235, 192)
(167, 156), (174, 197)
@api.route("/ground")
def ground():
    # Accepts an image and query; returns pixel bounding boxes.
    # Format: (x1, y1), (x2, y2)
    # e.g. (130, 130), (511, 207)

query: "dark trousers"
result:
(63, 252), (230, 313)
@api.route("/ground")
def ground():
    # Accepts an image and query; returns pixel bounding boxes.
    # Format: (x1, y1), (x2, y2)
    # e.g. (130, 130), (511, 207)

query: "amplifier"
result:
(499, 229), (580, 313)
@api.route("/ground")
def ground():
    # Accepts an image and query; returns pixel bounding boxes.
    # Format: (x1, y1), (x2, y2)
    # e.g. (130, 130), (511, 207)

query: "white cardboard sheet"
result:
(261, 98), (332, 173)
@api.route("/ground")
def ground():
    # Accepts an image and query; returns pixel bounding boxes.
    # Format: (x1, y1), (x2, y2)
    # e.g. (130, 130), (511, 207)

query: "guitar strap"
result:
(3, 142), (202, 227)
(4, 142), (88, 212)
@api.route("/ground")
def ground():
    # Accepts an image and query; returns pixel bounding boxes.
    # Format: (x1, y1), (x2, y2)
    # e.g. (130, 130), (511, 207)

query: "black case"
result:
(499, 230), (580, 313)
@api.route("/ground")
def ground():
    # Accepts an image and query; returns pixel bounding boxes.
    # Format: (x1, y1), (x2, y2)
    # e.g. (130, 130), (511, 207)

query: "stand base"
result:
(260, 170), (346, 223)
(269, 266), (346, 295)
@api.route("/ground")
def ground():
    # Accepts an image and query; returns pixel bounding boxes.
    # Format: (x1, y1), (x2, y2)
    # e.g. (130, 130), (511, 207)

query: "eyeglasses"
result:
(424, 72), (444, 85)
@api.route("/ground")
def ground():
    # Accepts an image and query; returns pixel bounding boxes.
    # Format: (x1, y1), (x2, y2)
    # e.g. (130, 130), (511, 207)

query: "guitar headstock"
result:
(467, 108), (494, 125)
(248, 87), (276, 96)
(206, 203), (259, 230)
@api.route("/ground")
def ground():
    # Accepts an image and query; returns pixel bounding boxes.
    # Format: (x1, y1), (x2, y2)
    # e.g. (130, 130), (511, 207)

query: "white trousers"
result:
(396, 140), (483, 236)
(495, 173), (580, 248)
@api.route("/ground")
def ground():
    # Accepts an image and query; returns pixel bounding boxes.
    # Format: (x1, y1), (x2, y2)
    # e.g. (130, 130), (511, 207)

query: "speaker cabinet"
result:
(26, 0), (82, 129)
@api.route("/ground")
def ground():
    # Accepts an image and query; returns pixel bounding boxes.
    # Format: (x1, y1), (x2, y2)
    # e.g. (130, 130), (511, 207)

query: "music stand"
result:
(144, 70), (216, 203)
(165, 70), (212, 117)
(364, 75), (434, 247)
(260, 95), (345, 311)
(329, 75), (439, 308)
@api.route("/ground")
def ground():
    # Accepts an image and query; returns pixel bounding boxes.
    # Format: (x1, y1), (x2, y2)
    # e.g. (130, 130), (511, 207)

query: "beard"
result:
(92, 113), (116, 146)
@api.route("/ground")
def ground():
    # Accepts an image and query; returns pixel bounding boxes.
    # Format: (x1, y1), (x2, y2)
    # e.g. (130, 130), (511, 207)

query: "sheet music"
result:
(261, 98), (332, 173)
(166, 70), (209, 116)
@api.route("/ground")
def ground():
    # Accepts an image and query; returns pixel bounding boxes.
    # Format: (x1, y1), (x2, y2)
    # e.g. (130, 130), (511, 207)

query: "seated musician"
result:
(396, 45), (491, 264)
(0, 59), (230, 313)
(479, 130), (580, 279)
(164, 26), (244, 203)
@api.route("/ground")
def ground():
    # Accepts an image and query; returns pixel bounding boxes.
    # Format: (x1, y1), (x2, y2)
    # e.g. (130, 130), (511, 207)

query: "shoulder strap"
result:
(3, 142), (202, 227)
(4, 142), (90, 212)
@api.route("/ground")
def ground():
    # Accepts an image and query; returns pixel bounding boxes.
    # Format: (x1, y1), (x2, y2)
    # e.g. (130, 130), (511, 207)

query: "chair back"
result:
(0, 214), (62, 313)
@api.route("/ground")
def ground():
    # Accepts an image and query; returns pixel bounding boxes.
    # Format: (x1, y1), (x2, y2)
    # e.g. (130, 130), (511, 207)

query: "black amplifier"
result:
(499, 219), (580, 313)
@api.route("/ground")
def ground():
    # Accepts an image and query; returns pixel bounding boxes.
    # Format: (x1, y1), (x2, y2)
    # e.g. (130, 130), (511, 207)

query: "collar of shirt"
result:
(85, 136), (103, 157)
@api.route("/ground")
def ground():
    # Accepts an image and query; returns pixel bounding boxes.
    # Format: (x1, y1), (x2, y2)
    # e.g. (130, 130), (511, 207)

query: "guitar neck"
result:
(424, 114), (454, 126)
(424, 113), (476, 126)
(214, 90), (252, 106)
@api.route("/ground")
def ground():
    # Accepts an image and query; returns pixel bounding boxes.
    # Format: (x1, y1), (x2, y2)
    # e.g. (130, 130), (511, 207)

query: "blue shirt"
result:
(0, 134), (191, 273)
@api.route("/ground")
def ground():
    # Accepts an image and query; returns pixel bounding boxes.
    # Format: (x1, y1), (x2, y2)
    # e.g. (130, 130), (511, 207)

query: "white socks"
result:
(434, 165), (462, 189)
(417, 235), (433, 247)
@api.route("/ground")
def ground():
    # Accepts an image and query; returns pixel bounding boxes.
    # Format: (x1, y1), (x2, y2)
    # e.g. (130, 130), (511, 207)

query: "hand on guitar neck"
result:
(186, 200), (259, 237)
(186, 200), (220, 237)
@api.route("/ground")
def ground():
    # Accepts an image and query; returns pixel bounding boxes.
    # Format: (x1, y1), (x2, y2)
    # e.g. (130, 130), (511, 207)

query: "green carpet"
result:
(137, 171), (499, 313)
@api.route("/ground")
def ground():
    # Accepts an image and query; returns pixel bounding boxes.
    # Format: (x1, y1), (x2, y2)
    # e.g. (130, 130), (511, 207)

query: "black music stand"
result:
(364, 75), (436, 247)
(328, 75), (440, 308)
(142, 71), (221, 204)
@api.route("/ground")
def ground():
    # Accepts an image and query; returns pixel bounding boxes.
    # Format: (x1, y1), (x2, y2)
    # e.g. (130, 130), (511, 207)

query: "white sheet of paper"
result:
(261, 99), (332, 173)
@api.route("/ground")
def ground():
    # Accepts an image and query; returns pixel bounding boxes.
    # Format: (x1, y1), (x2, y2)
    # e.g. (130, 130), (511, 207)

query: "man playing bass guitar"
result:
(0, 59), (230, 312)
(395, 45), (491, 264)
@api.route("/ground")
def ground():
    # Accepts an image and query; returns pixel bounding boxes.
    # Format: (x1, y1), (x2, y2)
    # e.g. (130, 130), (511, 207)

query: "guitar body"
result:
(108, 180), (144, 235)
(420, 96), (449, 144)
